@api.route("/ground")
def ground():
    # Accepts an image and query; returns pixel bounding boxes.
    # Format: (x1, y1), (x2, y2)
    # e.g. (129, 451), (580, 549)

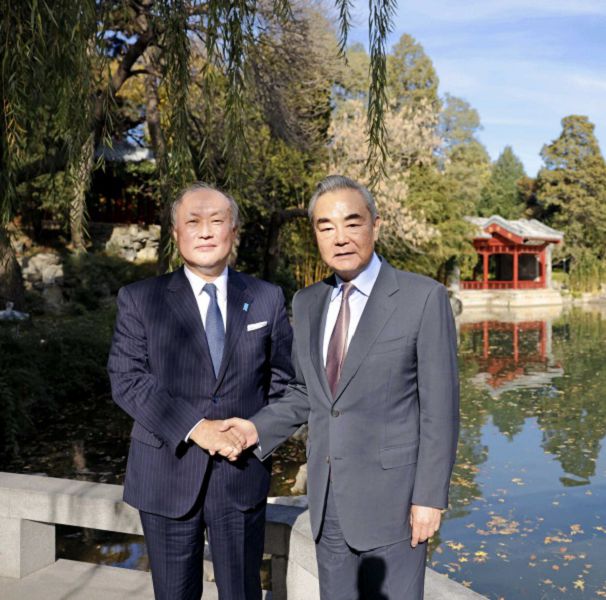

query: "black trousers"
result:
(140, 460), (266, 600)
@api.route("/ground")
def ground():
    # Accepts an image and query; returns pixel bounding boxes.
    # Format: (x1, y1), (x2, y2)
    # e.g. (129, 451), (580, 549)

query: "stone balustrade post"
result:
(0, 516), (55, 578)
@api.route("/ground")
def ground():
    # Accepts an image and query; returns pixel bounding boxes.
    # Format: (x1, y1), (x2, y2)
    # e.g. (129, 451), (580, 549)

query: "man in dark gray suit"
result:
(108, 183), (293, 600)
(223, 175), (459, 599)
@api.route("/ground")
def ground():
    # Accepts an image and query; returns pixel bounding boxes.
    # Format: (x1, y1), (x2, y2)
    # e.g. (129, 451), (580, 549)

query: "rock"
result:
(291, 424), (308, 442)
(21, 252), (63, 289)
(41, 263), (64, 285)
(105, 224), (161, 262)
(41, 285), (65, 312)
(136, 246), (158, 262)
(290, 463), (307, 495)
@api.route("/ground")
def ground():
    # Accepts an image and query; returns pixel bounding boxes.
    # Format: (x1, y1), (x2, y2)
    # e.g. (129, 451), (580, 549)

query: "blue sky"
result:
(347, 0), (606, 176)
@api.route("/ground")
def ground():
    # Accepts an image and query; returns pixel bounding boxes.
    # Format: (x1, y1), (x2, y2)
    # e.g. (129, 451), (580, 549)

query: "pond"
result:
(434, 305), (606, 599)
(3, 305), (606, 599)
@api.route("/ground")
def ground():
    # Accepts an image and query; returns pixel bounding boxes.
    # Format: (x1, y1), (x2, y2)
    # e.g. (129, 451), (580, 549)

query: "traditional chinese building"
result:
(461, 216), (564, 290)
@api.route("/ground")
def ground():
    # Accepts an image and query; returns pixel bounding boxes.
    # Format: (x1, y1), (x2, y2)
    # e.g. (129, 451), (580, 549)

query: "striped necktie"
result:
(326, 282), (355, 397)
(203, 283), (224, 377)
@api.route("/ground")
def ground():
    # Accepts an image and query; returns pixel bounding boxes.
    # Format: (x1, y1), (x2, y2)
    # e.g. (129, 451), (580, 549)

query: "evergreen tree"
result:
(439, 95), (491, 213)
(536, 115), (606, 258)
(387, 33), (440, 111)
(439, 93), (482, 150)
(478, 146), (526, 218)
(443, 142), (491, 215)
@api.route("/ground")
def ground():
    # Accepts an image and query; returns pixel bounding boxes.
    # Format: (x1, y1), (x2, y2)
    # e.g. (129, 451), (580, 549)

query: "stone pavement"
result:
(0, 558), (486, 600)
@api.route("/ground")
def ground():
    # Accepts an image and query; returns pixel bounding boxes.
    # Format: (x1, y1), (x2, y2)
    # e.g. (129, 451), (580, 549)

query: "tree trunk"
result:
(144, 48), (172, 275)
(69, 133), (95, 253)
(0, 225), (25, 310)
(263, 208), (307, 282)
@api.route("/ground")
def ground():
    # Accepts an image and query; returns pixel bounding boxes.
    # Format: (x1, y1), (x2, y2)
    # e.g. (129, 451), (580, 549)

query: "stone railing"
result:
(0, 472), (315, 600)
(0, 472), (485, 600)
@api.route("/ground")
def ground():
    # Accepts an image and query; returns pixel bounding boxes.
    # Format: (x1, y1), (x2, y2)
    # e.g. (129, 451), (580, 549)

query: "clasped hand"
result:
(189, 418), (259, 462)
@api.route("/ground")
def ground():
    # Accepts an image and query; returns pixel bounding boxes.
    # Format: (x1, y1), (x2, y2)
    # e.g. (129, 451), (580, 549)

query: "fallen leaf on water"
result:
(570, 524), (583, 535)
(573, 579), (585, 591)
(446, 541), (464, 551)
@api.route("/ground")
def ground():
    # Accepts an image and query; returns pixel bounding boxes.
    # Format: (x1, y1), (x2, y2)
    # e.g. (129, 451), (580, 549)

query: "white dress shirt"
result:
(183, 265), (229, 441)
(322, 253), (382, 366)
(184, 265), (228, 330)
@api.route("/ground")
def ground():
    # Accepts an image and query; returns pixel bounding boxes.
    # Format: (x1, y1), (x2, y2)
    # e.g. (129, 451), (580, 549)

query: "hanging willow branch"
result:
(366, 0), (396, 184)
(334, 0), (354, 57)
(333, 0), (396, 185)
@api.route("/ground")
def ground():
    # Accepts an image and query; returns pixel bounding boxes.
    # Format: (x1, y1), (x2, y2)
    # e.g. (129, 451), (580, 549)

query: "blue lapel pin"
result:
(243, 303), (249, 312)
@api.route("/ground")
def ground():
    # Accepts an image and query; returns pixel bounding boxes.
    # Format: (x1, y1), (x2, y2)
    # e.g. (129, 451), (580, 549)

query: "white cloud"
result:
(347, 0), (606, 175)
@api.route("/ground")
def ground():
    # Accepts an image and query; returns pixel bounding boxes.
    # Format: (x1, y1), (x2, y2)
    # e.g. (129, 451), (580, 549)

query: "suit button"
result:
(212, 396), (219, 404)
(325, 456), (330, 464)
(331, 409), (340, 417)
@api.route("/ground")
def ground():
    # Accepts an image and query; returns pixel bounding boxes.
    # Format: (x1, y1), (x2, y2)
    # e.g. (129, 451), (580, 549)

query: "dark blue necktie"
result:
(203, 283), (224, 377)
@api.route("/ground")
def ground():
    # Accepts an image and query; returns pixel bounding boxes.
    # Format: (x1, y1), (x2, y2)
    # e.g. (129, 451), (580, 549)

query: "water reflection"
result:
(6, 305), (606, 598)
(432, 305), (606, 599)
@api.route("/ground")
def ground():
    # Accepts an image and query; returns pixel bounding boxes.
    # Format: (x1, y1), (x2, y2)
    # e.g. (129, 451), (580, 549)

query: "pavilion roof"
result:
(465, 215), (564, 243)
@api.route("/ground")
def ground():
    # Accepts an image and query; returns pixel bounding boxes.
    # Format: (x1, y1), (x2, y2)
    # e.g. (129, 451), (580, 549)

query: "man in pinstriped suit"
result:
(107, 182), (294, 600)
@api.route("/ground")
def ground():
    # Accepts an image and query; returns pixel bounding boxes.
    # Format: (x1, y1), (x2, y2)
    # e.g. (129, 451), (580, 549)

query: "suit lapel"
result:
(308, 277), (335, 404)
(333, 261), (399, 404)
(212, 268), (253, 391)
(165, 267), (214, 369)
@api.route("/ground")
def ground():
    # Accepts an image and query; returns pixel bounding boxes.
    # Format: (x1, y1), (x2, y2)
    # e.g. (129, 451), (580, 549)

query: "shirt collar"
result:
(331, 253), (382, 301)
(184, 265), (229, 299)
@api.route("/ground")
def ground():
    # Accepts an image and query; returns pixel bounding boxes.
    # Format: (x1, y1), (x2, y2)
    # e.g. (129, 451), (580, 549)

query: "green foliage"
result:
(61, 253), (156, 312)
(335, 43), (370, 100)
(387, 33), (440, 111)
(567, 249), (606, 294)
(536, 115), (606, 259)
(439, 96), (491, 214)
(0, 309), (116, 454)
(478, 146), (526, 218)
(439, 94), (482, 150)
(398, 163), (476, 279)
(444, 141), (491, 212)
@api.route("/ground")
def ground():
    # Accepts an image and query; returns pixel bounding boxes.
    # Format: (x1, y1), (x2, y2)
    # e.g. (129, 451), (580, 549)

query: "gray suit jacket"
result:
(252, 259), (459, 551)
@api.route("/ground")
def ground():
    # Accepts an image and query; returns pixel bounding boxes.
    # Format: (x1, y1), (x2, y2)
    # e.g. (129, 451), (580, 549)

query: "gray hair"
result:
(170, 182), (240, 228)
(308, 175), (378, 222)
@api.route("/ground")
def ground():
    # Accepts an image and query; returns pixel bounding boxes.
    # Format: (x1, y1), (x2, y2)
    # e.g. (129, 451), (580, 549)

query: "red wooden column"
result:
(483, 252), (489, 289)
(513, 247), (519, 289)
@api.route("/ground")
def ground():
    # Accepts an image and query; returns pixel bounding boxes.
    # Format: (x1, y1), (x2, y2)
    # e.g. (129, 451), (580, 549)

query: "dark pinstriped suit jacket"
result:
(107, 266), (294, 518)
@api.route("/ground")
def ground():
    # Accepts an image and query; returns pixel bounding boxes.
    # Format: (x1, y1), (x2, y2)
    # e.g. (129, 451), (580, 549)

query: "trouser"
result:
(140, 460), (266, 600)
(315, 484), (427, 600)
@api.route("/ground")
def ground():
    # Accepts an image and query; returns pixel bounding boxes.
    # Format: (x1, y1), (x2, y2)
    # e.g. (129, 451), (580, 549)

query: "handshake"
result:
(189, 418), (259, 461)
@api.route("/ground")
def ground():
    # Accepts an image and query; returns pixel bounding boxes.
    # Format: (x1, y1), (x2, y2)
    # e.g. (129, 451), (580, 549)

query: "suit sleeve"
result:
(411, 284), (460, 509)
(252, 290), (310, 460)
(267, 286), (295, 403)
(107, 286), (204, 454)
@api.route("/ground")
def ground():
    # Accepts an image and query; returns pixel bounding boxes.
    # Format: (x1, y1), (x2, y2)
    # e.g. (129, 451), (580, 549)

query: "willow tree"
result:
(1, 0), (398, 307)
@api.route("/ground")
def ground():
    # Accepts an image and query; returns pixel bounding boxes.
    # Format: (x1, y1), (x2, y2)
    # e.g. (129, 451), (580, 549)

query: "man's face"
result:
(312, 188), (380, 281)
(172, 189), (237, 280)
